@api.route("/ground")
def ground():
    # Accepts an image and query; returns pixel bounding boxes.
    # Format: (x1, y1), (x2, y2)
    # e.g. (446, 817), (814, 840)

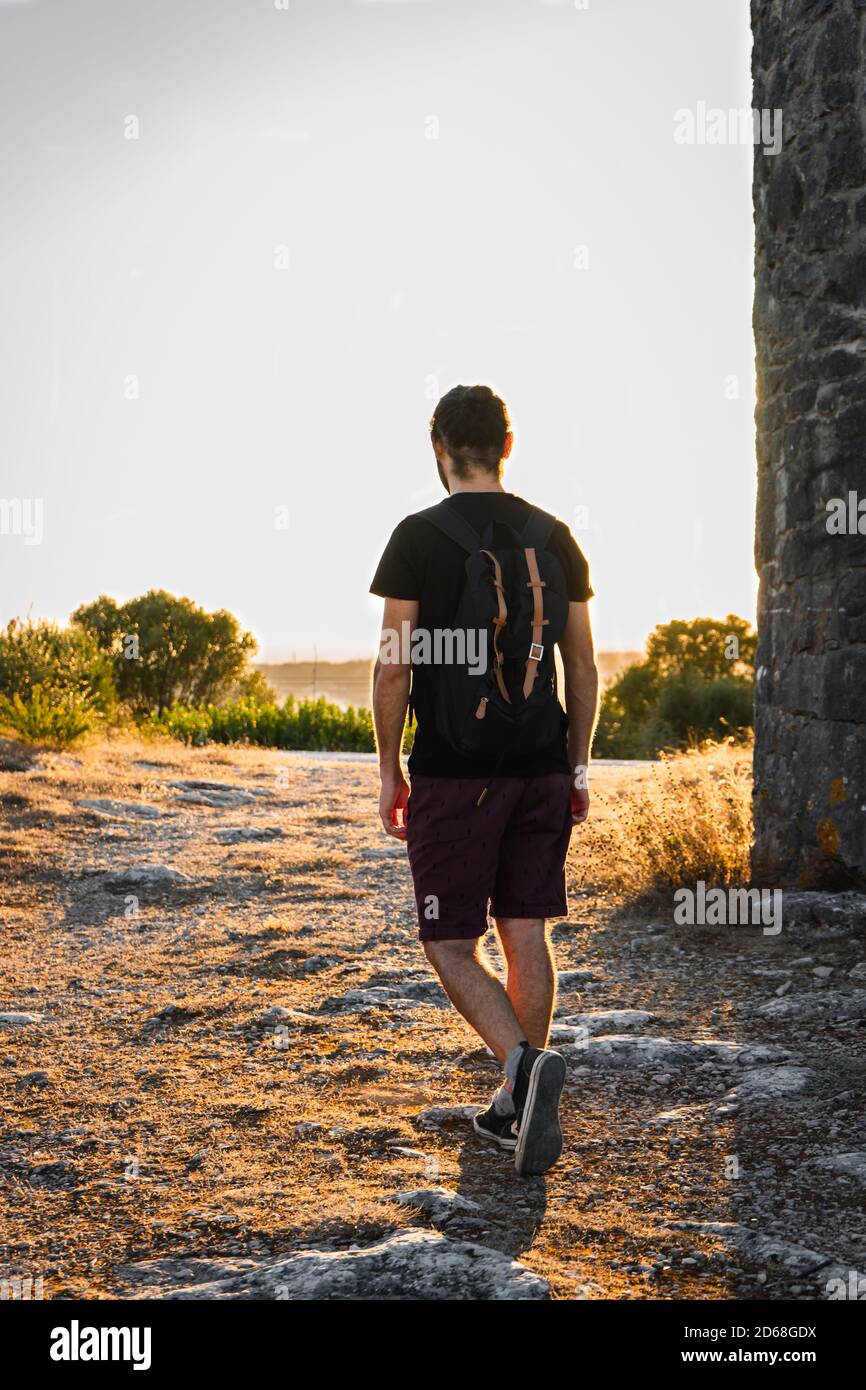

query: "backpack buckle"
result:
(529, 642), (544, 662)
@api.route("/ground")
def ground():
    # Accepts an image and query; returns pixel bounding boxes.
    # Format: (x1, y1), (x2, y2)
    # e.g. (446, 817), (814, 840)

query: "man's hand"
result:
(379, 770), (410, 840)
(571, 784), (590, 825)
(560, 601), (599, 820)
(571, 761), (591, 826)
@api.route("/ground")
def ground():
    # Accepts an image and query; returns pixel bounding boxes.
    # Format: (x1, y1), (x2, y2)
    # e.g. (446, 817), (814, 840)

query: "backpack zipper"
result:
(475, 697), (488, 719)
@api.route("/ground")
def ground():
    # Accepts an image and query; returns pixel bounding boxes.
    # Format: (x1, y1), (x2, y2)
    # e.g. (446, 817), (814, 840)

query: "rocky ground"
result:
(0, 735), (864, 1301)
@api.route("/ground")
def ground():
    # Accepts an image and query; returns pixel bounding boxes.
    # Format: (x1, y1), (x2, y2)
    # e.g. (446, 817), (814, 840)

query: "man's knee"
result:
(423, 935), (481, 974)
(495, 917), (548, 959)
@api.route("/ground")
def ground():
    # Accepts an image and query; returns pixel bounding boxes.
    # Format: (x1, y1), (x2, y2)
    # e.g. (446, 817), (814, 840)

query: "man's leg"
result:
(485, 773), (572, 1174)
(489, 915), (567, 1177)
(423, 936), (526, 1064)
(408, 775), (568, 1173)
(494, 917), (557, 1049)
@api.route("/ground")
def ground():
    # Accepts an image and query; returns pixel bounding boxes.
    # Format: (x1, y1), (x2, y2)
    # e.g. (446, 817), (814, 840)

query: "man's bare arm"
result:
(558, 600), (599, 823)
(372, 597), (418, 838)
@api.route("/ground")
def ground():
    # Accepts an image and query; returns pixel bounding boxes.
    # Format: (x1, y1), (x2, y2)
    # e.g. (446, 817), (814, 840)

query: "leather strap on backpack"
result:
(523, 547), (548, 698)
(480, 548), (511, 704)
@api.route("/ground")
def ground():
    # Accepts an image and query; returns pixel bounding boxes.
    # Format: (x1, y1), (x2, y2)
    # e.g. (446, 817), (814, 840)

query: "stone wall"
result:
(752, 0), (866, 887)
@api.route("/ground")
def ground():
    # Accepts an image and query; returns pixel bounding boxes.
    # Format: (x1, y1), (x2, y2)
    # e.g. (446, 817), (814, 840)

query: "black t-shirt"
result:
(369, 491), (594, 778)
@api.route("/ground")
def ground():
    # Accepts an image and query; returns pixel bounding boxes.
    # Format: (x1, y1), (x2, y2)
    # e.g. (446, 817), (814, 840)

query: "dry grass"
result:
(574, 740), (753, 908)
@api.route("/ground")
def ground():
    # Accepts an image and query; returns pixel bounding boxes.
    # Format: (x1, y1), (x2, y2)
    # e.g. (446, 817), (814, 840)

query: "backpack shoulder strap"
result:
(520, 506), (557, 550)
(414, 500), (481, 554)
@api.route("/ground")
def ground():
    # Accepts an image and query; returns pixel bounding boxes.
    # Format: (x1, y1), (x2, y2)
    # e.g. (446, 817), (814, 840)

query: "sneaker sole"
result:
(514, 1050), (567, 1177)
(472, 1114), (518, 1152)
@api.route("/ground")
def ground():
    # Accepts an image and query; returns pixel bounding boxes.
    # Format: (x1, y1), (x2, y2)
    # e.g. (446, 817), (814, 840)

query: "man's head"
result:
(430, 384), (513, 492)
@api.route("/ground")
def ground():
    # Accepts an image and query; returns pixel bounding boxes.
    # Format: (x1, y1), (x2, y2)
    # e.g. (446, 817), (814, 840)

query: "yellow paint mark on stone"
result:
(817, 818), (840, 855)
(829, 778), (847, 806)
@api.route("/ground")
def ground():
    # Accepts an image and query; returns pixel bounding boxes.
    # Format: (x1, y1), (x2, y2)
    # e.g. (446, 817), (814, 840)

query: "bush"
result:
(595, 672), (754, 759)
(230, 668), (278, 705)
(72, 590), (257, 715)
(645, 615), (756, 681)
(0, 618), (113, 745)
(0, 684), (99, 747)
(653, 671), (754, 743)
(592, 616), (755, 759)
(146, 694), (415, 755)
(0, 618), (115, 711)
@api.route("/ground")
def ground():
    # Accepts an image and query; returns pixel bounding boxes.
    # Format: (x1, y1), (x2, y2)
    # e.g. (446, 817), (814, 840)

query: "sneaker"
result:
(511, 1044), (567, 1177)
(472, 1101), (518, 1151)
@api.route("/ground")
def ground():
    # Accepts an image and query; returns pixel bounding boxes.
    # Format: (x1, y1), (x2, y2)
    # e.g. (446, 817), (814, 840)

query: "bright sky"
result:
(0, 0), (756, 660)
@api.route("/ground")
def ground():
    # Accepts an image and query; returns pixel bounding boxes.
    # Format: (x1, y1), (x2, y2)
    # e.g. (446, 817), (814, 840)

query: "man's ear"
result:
(434, 443), (451, 494)
(502, 431), (514, 460)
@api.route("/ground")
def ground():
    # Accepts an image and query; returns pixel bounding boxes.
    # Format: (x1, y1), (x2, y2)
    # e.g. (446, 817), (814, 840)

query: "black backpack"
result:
(412, 500), (569, 764)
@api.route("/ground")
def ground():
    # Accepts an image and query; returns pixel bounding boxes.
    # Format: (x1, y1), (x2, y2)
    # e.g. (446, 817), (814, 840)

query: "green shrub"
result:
(72, 590), (257, 714)
(654, 671), (754, 742)
(0, 618), (115, 711)
(595, 672), (753, 759)
(645, 614), (756, 681)
(0, 684), (99, 747)
(146, 694), (415, 755)
(592, 616), (756, 759)
(231, 668), (278, 705)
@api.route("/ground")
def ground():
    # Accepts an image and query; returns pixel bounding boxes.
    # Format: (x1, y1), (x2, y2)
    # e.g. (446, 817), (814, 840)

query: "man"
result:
(370, 383), (599, 1177)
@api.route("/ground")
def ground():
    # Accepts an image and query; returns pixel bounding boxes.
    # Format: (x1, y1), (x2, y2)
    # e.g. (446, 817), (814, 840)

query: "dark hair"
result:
(430, 384), (510, 478)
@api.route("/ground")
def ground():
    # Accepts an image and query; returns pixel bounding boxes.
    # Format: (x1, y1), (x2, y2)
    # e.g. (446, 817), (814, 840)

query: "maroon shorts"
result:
(406, 773), (573, 942)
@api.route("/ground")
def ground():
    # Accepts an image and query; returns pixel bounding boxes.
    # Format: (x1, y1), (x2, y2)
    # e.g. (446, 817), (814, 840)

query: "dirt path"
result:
(1, 737), (864, 1300)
